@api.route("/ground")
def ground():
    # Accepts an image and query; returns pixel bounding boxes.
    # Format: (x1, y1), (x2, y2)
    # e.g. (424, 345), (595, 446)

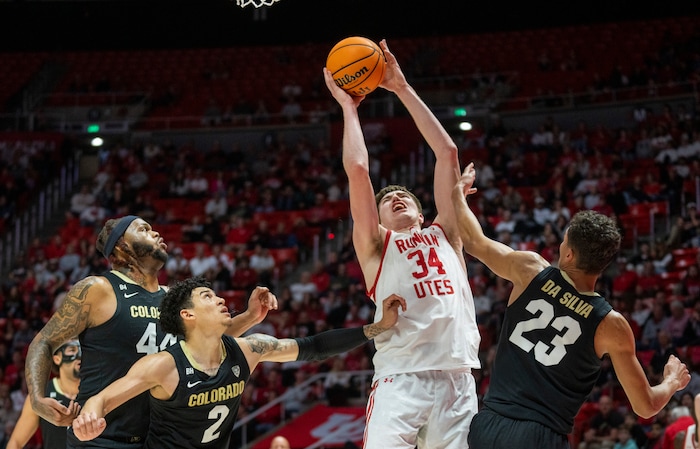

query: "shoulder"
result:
(67, 275), (114, 301)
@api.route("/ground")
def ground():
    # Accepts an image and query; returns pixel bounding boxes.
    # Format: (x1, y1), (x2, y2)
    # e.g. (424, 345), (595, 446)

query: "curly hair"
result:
(375, 185), (422, 215)
(566, 210), (621, 275)
(159, 276), (212, 337)
(96, 218), (121, 257)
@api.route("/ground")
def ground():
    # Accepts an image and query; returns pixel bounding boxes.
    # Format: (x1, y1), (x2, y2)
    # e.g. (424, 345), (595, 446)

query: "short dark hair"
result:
(375, 185), (422, 214)
(160, 276), (212, 337)
(566, 210), (620, 274)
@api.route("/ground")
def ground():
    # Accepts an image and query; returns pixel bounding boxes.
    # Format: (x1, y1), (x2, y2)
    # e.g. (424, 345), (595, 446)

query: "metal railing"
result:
(0, 153), (80, 278)
(233, 369), (373, 449)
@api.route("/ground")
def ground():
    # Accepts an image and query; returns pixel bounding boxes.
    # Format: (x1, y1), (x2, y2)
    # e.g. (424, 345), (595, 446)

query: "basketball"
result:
(326, 36), (386, 97)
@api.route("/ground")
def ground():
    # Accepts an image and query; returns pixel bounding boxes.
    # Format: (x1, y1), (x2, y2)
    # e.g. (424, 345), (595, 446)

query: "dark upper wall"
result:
(3, 0), (700, 52)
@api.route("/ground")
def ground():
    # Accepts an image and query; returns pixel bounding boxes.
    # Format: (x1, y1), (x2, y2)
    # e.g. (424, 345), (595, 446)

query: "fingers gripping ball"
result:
(327, 36), (386, 96)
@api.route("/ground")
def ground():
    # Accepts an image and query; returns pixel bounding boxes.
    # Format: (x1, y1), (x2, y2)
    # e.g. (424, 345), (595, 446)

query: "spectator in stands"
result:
(309, 260), (331, 296)
(323, 356), (353, 406)
(225, 215), (255, 252)
(649, 329), (681, 383)
(125, 162), (149, 192)
(666, 202), (699, 249)
(58, 242), (81, 277)
(622, 412), (648, 449)
(682, 264), (700, 299)
(631, 298), (652, 333)
(188, 244), (215, 278)
(578, 395), (625, 449)
(204, 191), (228, 221)
(69, 185), (96, 218)
(664, 300), (693, 347)
(282, 368), (319, 420)
(639, 301), (670, 350)
(611, 258), (638, 302)
(79, 202), (108, 228)
(280, 97), (303, 124)
(660, 405), (694, 449)
(612, 425), (639, 449)
(230, 257), (258, 293)
(164, 247), (190, 283)
(182, 215), (205, 243)
(289, 271), (318, 304)
(637, 261), (661, 298)
(201, 97), (222, 126)
(269, 435), (291, 449)
(68, 256), (92, 285)
(168, 170), (189, 198)
(129, 193), (157, 224)
(249, 244), (276, 288)
(185, 168), (210, 200)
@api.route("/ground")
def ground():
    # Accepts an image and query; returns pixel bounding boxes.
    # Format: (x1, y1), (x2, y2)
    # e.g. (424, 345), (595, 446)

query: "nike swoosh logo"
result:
(124, 292), (139, 298)
(187, 381), (202, 388)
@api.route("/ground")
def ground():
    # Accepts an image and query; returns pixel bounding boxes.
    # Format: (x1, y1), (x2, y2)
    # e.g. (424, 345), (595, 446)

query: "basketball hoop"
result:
(236, 0), (280, 7)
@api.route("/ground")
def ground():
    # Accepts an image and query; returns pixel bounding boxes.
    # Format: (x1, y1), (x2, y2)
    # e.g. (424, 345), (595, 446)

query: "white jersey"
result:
(368, 224), (481, 379)
(685, 424), (698, 449)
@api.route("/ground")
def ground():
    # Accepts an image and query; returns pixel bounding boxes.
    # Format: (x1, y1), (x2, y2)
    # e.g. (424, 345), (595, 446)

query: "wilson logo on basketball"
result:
(334, 67), (369, 87)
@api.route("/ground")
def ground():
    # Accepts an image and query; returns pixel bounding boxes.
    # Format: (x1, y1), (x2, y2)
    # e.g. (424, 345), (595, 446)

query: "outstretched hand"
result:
(457, 162), (478, 197)
(377, 294), (407, 329)
(322, 67), (364, 108)
(246, 286), (278, 324)
(72, 411), (107, 441)
(378, 39), (408, 93)
(32, 396), (80, 427)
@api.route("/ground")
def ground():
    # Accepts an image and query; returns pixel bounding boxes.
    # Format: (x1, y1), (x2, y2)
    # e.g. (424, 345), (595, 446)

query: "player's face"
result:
(57, 342), (81, 378)
(127, 219), (168, 263)
(192, 287), (232, 325)
(378, 190), (422, 229)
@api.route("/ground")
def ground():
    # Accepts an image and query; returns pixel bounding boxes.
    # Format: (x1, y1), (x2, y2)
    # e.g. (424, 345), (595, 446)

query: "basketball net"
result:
(236, 0), (280, 7)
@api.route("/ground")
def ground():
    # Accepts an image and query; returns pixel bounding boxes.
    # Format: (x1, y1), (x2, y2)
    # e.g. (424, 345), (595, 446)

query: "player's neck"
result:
(56, 374), (79, 399)
(561, 269), (598, 295)
(115, 266), (161, 291)
(181, 339), (225, 376)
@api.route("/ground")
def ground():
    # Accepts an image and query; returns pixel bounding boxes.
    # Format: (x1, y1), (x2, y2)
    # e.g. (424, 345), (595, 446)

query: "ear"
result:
(418, 213), (425, 226)
(180, 308), (195, 322)
(52, 353), (62, 366)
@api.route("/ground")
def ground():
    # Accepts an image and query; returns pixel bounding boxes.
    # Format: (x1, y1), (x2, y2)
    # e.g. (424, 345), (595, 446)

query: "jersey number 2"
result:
(202, 405), (229, 443)
(508, 299), (582, 366)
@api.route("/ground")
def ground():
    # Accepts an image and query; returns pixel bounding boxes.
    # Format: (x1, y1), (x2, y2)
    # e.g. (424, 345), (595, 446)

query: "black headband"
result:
(102, 215), (138, 259)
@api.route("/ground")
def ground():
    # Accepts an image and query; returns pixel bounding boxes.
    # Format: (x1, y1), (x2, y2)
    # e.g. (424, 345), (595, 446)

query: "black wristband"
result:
(295, 326), (369, 362)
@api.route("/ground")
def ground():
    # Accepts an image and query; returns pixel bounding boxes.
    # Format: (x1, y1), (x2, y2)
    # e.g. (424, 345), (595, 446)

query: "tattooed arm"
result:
(241, 294), (406, 364)
(26, 276), (113, 426)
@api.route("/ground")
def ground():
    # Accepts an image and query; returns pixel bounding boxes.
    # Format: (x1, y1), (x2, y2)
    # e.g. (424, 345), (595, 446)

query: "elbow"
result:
(344, 161), (370, 177)
(630, 398), (664, 420)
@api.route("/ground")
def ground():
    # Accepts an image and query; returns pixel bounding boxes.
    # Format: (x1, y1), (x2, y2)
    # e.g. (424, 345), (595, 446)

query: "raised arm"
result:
(598, 311), (690, 418)
(71, 351), (175, 441)
(26, 276), (105, 426)
(241, 294), (406, 365)
(224, 286), (278, 337)
(452, 163), (548, 296)
(379, 40), (461, 242)
(323, 67), (383, 276)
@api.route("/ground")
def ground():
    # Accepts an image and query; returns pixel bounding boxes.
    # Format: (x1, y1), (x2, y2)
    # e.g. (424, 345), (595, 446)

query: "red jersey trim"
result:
(366, 229), (392, 302)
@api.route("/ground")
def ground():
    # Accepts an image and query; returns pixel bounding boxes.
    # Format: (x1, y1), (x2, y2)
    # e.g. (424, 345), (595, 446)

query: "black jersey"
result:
(40, 378), (71, 449)
(145, 336), (251, 449)
(68, 270), (178, 448)
(483, 266), (612, 436)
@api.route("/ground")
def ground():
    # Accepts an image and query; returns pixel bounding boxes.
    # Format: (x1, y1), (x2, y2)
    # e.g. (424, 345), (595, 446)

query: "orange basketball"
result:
(326, 36), (386, 97)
